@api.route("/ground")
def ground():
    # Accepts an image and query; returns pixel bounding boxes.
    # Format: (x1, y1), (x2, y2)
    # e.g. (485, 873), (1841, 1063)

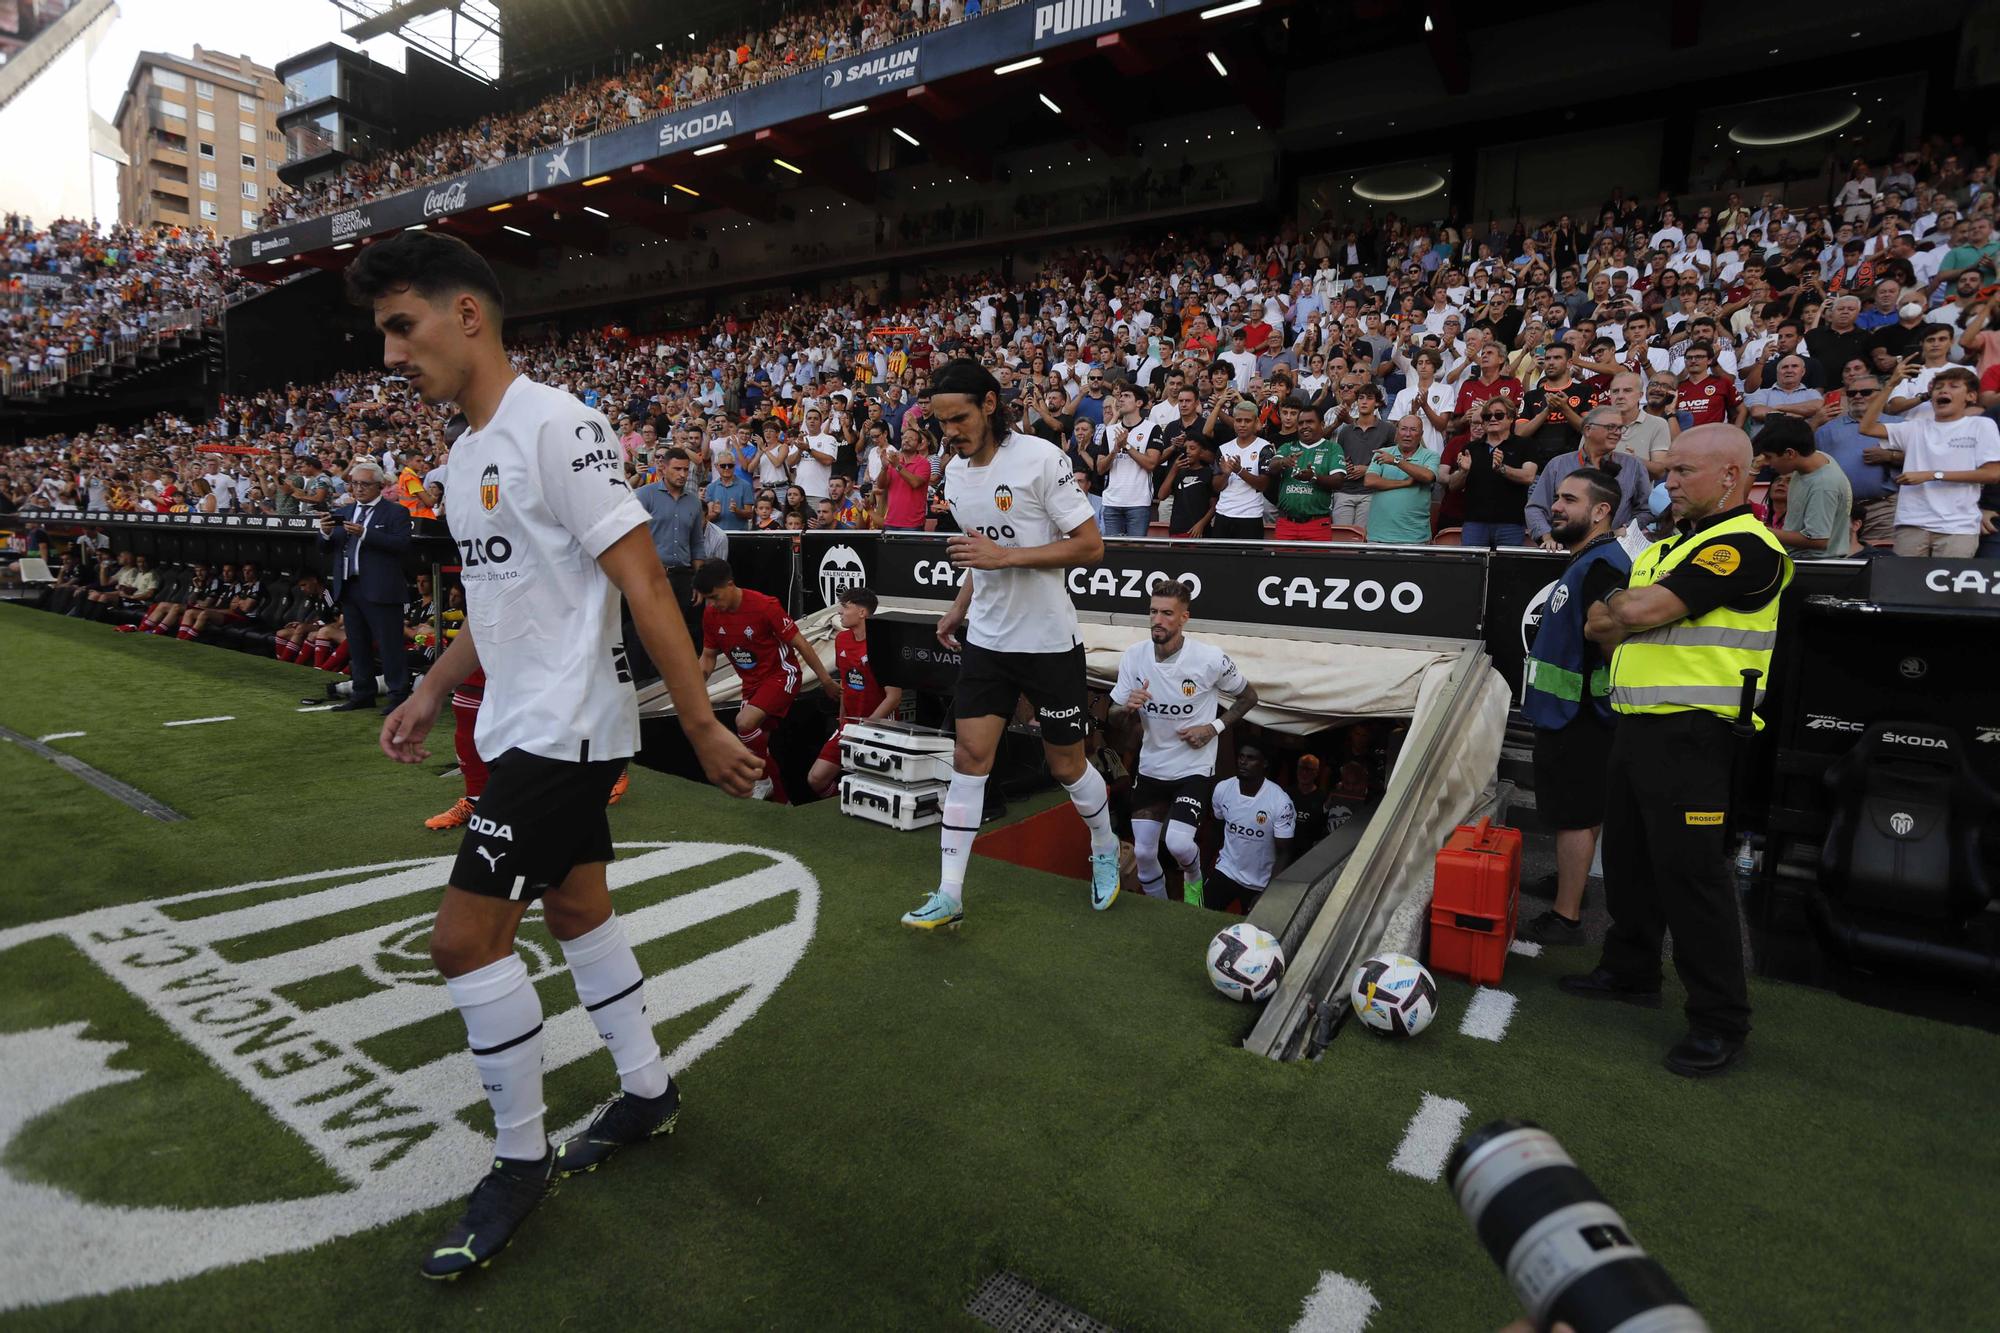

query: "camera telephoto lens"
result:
(1447, 1119), (1709, 1333)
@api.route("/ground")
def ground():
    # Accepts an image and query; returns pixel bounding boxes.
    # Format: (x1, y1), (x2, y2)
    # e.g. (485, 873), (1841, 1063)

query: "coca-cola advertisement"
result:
(421, 180), (469, 218)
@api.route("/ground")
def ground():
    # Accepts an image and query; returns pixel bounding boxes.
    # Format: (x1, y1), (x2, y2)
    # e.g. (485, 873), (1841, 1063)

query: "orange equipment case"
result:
(1428, 817), (1524, 985)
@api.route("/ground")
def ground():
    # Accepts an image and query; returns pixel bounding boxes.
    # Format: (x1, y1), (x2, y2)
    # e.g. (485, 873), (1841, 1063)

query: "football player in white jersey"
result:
(355, 232), (764, 1280)
(1209, 744), (1297, 914)
(1109, 581), (1259, 906)
(901, 359), (1117, 930)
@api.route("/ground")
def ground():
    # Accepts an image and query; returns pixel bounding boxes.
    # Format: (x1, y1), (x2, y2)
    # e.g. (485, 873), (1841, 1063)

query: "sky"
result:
(0, 0), (417, 220)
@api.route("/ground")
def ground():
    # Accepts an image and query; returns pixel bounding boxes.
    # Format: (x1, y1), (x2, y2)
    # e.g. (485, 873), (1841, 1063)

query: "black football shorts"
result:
(953, 640), (1090, 745)
(450, 747), (625, 901)
(1131, 770), (1212, 825)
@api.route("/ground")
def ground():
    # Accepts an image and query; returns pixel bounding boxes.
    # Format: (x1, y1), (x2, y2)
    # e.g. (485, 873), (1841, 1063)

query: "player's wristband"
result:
(1211, 719), (1226, 736)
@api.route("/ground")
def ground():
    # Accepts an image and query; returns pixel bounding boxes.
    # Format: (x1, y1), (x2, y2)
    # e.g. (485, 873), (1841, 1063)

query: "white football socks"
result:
(1131, 818), (1169, 898)
(1063, 763), (1120, 856)
(1164, 820), (1202, 876)
(938, 769), (989, 903)
(446, 953), (547, 1162)
(559, 915), (671, 1100)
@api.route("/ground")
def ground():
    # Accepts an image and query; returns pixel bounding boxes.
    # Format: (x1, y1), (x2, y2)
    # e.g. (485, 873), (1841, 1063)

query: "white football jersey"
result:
(443, 375), (652, 764)
(1212, 777), (1296, 889)
(943, 431), (1097, 655)
(1215, 438), (1273, 518)
(1111, 637), (1248, 780)
(1099, 417), (1159, 507)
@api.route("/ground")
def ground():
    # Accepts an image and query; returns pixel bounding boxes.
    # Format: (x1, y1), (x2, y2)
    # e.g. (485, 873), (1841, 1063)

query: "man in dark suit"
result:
(318, 460), (413, 712)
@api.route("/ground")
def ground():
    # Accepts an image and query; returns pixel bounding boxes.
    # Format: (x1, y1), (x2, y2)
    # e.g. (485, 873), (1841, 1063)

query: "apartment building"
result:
(113, 46), (285, 239)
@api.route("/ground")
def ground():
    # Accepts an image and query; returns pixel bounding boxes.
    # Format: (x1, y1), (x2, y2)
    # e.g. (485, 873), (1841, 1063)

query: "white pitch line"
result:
(1508, 938), (1542, 958)
(1289, 1271), (1378, 1333)
(295, 704), (340, 713)
(162, 715), (234, 727)
(1389, 1092), (1469, 1182)
(1458, 987), (1517, 1042)
(36, 731), (85, 743)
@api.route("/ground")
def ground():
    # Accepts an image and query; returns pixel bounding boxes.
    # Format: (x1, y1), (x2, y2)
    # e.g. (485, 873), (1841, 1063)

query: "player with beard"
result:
(355, 231), (763, 1279)
(1110, 581), (1259, 904)
(901, 359), (1116, 930)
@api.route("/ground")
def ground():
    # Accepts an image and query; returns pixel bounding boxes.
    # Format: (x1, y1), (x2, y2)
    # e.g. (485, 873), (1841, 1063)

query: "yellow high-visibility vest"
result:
(1608, 511), (1792, 729)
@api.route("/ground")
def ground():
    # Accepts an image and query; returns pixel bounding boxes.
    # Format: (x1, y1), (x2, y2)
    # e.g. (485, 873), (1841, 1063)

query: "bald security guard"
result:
(1559, 424), (1793, 1077)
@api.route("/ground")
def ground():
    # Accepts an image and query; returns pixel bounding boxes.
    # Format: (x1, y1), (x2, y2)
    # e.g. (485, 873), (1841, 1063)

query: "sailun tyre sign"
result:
(0, 843), (819, 1309)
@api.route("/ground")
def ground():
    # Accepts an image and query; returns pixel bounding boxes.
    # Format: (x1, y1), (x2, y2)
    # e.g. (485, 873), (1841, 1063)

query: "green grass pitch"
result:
(1, 602), (1996, 1330)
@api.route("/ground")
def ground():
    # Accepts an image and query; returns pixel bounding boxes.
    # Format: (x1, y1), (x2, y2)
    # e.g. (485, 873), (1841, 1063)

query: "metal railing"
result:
(1, 303), (221, 399)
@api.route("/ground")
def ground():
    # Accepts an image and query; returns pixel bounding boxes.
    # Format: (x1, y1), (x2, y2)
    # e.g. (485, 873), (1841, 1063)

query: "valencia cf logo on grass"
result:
(479, 464), (500, 512)
(993, 483), (1014, 513)
(0, 844), (820, 1307)
(1181, 678), (1197, 698)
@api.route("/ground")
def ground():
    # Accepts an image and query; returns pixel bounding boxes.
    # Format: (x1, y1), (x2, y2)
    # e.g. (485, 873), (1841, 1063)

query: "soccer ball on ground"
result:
(1350, 952), (1439, 1037)
(1207, 923), (1286, 1002)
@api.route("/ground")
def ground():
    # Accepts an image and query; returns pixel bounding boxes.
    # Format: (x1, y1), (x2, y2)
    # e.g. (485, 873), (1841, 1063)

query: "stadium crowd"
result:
(261, 0), (1027, 230)
(18, 144), (2000, 559)
(2, 216), (236, 386)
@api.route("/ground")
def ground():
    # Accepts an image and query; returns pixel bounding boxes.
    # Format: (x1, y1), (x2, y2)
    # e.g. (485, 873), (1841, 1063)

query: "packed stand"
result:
(261, 0), (1022, 230)
(2, 216), (236, 388)
(10, 136), (2000, 585)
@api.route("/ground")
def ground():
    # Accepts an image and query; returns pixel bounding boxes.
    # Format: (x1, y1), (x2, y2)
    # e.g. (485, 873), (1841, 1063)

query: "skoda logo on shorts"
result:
(0, 844), (819, 1308)
(1898, 656), (1928, 680)
(818, 543), (866, 607)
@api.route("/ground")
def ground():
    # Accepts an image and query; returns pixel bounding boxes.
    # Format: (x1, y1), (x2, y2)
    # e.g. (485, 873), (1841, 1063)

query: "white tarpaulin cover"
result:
(644, 602), (1495, 754)
(1076, 621), (1454, 736)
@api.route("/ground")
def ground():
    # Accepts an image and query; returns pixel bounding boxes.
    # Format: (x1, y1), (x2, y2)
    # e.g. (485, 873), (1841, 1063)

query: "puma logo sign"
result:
(474, 846), (505, 872)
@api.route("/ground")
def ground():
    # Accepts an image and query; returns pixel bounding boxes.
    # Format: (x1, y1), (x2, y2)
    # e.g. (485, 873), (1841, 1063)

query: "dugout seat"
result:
(1814, 721), (2000, 982)
(218, 578), (292, 652)
(231, 578), (299, 654)
(105, 566), (186, 627)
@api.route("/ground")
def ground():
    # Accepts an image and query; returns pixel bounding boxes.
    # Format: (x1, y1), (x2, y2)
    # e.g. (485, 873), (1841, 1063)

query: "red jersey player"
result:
(695, 559), (838, 802)
(807, 587), (905, 798)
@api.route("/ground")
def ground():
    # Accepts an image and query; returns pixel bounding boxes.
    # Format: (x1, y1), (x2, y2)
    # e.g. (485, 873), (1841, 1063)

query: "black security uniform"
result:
(1593, 504), (1792, 1041)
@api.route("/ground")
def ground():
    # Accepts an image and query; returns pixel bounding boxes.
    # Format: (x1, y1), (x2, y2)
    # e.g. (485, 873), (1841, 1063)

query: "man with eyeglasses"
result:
(1526, 407), (1651, 550)
(317, 459), (413, 713)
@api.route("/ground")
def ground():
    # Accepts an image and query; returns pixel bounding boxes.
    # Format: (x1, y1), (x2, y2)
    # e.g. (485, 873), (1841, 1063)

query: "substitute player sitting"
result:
(696, 559), (839, 803)
(901, 359), (1117, 931)
(1110, 581), (1258, 905)
(807, 586), (904, 798)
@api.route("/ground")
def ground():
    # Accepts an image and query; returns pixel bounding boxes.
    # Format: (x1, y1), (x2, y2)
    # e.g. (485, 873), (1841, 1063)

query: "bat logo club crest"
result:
(993, 483), (1013, 513)
(479, 464), (500, 512)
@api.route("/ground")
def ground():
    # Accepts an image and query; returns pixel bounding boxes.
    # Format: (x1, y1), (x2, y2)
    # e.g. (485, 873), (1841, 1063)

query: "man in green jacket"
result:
(1267, 400), (1341, 541)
